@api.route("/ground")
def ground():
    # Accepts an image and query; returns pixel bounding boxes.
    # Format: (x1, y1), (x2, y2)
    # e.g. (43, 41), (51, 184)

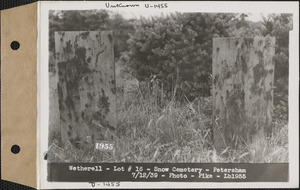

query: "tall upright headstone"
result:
(55, 31), (116, 149)
(212, 37), (275, 151)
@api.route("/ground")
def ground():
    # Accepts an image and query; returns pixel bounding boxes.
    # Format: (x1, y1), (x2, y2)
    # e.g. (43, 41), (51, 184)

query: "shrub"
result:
(124, 13), (235, 100)
(259, 14), (292, 122)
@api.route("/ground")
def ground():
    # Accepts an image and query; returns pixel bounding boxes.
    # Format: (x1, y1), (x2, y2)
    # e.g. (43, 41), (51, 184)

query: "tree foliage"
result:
(124, 13), (235, 99)
(261, 14), (292, 121)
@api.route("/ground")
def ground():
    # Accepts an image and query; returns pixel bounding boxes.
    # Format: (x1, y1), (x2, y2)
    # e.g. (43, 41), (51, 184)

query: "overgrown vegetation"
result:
(48, 11), (291, 163)
(49, 75), (288, 163)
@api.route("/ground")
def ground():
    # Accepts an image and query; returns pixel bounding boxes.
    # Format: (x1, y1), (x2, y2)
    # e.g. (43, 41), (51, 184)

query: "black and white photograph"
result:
(48, 8), (291, 164)
(37, 1), (299, 188)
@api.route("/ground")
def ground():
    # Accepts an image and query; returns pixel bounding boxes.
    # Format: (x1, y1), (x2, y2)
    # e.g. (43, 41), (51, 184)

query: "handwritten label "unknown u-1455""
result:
(105, 3), (168, 9)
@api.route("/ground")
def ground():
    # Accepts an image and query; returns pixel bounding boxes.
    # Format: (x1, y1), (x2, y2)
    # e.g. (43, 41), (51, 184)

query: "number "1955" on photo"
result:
(95, 141), (115, 151)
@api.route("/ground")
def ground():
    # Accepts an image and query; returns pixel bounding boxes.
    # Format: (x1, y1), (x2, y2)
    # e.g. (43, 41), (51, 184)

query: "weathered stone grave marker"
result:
(212, 37), (275, 151)
(55, 31), (116, 149)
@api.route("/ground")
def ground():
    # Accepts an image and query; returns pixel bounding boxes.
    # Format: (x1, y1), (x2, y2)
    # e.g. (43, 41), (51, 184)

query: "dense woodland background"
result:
(48, 10), (292, 163)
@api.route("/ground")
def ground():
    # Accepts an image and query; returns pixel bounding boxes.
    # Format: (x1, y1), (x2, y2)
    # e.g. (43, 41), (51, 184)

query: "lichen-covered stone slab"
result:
(212, 37), (275, 151)
(55, 31), (116, 149)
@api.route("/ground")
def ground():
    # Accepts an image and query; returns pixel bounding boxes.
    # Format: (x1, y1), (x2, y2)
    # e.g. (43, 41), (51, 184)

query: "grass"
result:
(48, 70), (289, 163)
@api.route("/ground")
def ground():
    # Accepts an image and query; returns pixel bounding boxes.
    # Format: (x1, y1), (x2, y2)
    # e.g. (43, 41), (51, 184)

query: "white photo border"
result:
(38, 1), (299, 189)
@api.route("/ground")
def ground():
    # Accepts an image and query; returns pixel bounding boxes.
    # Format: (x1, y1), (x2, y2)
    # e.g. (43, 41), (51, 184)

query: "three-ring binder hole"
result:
(10, 41), (20, 50)
(11, 145), (20, 154)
